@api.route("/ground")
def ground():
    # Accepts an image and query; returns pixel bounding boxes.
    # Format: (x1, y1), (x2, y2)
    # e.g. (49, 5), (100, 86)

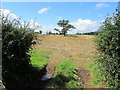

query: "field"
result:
(32, 34), (102, 88)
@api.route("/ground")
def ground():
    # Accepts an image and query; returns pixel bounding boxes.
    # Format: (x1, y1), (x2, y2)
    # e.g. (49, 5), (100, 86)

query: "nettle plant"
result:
(96, 9), (120, 87)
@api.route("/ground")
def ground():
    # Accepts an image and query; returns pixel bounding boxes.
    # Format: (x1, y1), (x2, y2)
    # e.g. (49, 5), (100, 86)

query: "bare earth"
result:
(34, 34), (100, 88)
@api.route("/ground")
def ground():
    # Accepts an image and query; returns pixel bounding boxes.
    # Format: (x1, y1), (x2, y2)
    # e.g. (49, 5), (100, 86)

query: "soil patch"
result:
(75, 68), (91, 88)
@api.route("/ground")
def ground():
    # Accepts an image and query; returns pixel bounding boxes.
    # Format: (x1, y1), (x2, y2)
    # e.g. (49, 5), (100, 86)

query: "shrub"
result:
(96, 10), (120, 87)
(1, 14), (47, 89)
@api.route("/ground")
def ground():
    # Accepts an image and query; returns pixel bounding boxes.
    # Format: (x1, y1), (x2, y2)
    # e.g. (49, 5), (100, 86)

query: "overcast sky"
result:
(1, 2), (118, 34)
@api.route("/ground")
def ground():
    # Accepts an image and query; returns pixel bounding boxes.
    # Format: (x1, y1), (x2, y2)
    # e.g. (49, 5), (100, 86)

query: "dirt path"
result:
(35, 34), (98, 88)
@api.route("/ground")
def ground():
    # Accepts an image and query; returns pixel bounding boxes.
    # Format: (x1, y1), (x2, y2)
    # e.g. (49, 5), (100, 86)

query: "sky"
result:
(1, 2), (119, 34)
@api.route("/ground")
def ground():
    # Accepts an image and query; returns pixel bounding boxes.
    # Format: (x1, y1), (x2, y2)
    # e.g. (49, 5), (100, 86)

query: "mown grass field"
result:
(31, 34), (104, 88)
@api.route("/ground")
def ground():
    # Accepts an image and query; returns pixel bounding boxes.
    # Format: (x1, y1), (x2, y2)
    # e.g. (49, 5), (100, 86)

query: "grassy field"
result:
(31, 34), (104, 88)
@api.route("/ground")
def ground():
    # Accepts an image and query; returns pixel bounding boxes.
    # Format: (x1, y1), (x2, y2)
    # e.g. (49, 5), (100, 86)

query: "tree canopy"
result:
(54, 20), (76, 36)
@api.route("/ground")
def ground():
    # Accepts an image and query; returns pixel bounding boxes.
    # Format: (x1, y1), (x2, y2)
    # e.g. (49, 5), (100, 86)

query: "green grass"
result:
(66, 34), (78, 37)
(55, 60), (76, 77)
(28, 50), (50, 68)
(89, 61), (103, 86)
(47, 60), (83, 88)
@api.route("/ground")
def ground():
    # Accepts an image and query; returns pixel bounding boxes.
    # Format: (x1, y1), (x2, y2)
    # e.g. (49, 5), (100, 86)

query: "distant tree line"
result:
(46, 31), (60, 35)
(44, 31), (98, 35)
(35, 28), (99, 35)
(76, 32), (98, 35)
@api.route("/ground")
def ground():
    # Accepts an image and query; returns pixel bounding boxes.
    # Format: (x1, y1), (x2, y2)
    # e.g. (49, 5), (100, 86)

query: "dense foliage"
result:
(1, 15), (47, 89)
(96, 10), (120, 87)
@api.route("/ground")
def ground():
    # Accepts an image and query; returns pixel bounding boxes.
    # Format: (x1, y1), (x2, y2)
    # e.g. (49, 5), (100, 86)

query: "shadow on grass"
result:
(46, 74), (70, 88)
(2, 63), (47, 90)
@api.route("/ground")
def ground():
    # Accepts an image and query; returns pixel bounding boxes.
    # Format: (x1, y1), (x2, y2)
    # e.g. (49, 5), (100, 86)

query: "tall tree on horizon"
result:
(39, 30), (42, 34)
(54, 20), (76, 36)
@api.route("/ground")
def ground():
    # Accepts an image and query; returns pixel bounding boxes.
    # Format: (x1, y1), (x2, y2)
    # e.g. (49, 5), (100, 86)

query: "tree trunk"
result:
(63, 33), (66, 36)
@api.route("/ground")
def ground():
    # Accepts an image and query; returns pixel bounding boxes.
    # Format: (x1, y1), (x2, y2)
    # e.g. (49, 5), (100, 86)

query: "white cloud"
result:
(37, 25), (62, 34)
(100, 19), (105, 23)
(56, 16), (63, 19)
(68, 19), (99, 34)
(0, 9), (41, 30)
(38, 7), (50, 14)
(28, 20), (41, 30)
(0, 9), (18, 20)
(96, 3), (109, 8)
(39, 19), (100, 34)
(38, 19), (100, 34)
(1, 9), (100, 34)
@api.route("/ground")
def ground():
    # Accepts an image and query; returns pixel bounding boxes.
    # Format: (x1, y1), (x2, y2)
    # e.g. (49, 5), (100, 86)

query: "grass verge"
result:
(28, 50), (50, 68)
(89, 62), (102, 86)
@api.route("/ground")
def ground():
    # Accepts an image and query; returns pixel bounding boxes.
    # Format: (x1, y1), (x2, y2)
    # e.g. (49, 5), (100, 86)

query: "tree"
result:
(39, 30), (42, 34)
(54, 20), (76, 36)
(48, 31), (52, 34)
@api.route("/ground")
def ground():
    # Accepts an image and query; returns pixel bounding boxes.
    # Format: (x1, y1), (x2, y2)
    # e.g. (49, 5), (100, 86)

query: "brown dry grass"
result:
(34, 34), (100, 88)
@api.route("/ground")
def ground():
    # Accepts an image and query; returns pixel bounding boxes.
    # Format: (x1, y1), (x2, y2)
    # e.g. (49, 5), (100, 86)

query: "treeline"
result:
(76, 32), (98, 35)
(36, 31), (98, 35)
(46, 31), (60, 35)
